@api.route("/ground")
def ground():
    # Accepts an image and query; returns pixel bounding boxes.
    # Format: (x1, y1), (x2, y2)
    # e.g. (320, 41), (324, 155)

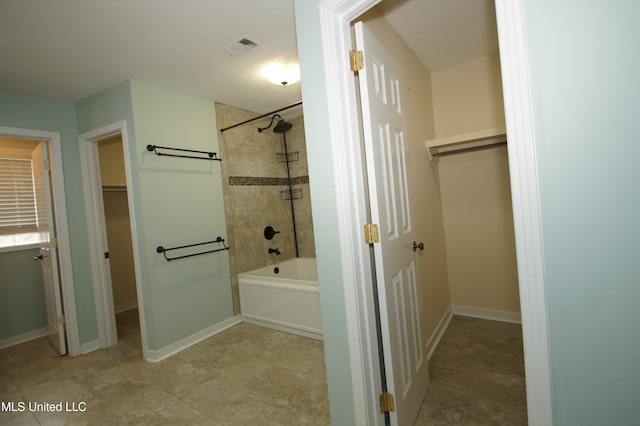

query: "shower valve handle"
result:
(264, 226), (280, 240)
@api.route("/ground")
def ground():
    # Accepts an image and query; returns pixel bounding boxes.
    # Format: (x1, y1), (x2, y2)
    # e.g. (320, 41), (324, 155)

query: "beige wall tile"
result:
(216, 104), (315, 283)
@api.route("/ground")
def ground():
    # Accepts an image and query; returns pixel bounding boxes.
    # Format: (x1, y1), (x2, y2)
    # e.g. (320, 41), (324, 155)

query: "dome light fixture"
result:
(261, 62), (300, 86)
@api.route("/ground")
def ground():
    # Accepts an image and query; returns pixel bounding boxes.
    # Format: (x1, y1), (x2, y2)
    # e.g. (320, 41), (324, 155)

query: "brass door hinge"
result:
(349, 50), (364, 72)
(379, 392), (396, 413)
(50, 237), (58, 249)
(364, 223), (379, 244)
(57, 314), (65, 326)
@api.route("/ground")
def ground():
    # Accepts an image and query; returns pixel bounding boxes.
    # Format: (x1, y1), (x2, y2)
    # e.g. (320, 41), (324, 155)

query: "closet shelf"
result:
(425, 127), (506, 160)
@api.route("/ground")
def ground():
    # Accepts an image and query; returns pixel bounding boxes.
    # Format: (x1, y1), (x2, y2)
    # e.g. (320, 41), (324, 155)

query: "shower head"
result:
(258, 113), (293, 133)
(273, 118), (292, 133)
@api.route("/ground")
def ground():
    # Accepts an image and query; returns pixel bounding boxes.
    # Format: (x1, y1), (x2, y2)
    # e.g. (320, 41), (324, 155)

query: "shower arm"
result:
(257, 114), (282, 133)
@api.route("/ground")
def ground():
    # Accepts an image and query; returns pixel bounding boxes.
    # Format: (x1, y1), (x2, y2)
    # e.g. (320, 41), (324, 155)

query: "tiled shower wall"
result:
(215, 103), (316, 313)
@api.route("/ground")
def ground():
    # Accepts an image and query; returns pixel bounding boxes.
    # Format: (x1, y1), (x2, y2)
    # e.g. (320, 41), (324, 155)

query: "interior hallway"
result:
(0, 312), (525, 425)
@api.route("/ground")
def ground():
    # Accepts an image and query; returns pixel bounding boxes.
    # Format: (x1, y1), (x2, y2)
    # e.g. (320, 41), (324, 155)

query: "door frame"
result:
(316, 0), (552, 425)
(78, 121), (148, 356)
(0, 125), (80, 356)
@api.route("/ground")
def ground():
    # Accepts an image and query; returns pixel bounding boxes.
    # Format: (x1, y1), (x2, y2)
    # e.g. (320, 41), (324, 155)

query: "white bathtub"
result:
(238, 257), (322, 340)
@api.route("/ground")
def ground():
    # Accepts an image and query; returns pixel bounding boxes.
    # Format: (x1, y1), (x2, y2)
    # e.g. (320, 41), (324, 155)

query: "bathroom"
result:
(214, 103), (321, 337)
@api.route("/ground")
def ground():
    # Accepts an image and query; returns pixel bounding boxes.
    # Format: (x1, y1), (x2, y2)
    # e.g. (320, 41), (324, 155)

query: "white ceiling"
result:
(0, 0), (498, 114)
(378, 0), (499, 71)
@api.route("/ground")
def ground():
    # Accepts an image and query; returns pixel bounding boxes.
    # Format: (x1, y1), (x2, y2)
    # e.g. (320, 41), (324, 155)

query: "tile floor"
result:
(414, 316), (527, 425)
(0, 309), (329, 425)
(0, 312), (526, 425)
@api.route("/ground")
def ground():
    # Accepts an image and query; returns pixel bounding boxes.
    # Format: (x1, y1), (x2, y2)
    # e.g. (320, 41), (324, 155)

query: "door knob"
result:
(33, 254), (44, 260)
(412, 241), (424, 252)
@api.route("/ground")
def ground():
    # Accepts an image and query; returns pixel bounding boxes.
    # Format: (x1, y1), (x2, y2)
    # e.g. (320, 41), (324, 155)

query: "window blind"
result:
(0, 158), (37, 235)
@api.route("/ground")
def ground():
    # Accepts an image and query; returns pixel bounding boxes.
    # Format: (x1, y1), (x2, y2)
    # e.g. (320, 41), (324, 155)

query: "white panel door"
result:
(32, 142), (67, 355)
(355, 22), (429, 425)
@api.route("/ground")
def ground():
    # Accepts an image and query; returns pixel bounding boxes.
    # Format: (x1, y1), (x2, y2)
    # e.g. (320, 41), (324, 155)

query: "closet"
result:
(98, 136), (138, 314)
(428, 54), (520, 321)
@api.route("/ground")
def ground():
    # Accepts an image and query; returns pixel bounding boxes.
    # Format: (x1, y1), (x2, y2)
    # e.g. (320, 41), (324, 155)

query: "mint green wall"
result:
(76, 81), (135, 136)
(76, 81), (137, 345)
(294, 2), (356, 424)
(523, 1), (640, 424)
(0, 249), (47, 339)
(0, 89), (97, 344)
(1, 81), (231, 352)
(129, 81), (232, 350)
(77, 80), (233, 351)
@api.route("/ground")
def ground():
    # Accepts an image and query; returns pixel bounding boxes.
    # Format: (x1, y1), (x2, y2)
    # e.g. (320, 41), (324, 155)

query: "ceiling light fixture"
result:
(261, 63), (300, 86)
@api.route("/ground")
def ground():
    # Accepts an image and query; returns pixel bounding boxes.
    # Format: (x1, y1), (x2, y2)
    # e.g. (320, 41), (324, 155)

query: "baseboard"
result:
(115, 302), (138, 314)
(144, 315), (242, 363)
(0, 327), (50, 350)
(451, 305), (521, 324)
(425, 306), (453, 361)
(240, 315), (324, 341)
(80, 339), (100, 354)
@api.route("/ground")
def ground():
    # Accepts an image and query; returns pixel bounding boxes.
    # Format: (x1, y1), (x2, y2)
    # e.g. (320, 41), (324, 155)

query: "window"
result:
(0, 158), (40, 249)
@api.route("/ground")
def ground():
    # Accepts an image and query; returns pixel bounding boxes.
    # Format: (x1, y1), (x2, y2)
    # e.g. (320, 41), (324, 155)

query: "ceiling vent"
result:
(220, 35), (259, 56)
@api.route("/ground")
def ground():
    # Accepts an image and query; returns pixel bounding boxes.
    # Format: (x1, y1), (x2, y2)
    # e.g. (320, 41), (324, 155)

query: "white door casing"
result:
(79, 120), (148, 357)
(32, 142), (67, 355)
(1, 126), (78, 356)
(355, 21), (429, 425)
(79, 130), (119, 349)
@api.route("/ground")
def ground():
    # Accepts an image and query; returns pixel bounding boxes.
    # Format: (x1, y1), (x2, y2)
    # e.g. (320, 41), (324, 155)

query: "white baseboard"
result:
(425, 306), (453, 361)
(423, 304), (521, 361)
(452, 305), (521, 324)
(115, 302), (138, 314)
(240, 315), (324, 341)
(80, 339), (100, 354)
(0, 327), (50, 350)
(144, 315), (242, 363)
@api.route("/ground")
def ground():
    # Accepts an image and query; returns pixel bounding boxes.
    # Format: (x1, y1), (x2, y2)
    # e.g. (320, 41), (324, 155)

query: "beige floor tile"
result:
(248, 403), (330, 426)
(181, 375), (267, 424)
(0, 411), (40, 425)
(134, 355), (220, 398)
(415, 316), (527, 425)
(111, 387), (214, 425)
(1, 311), (525, 425)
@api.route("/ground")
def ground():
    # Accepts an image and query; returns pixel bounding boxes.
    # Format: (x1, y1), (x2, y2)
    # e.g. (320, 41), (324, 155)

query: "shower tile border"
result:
(229, 176), (309, 186)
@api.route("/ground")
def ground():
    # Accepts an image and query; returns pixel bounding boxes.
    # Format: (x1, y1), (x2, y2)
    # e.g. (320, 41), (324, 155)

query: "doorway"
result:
(97, 135), (138, 317)
(309, 0), (551, 424)
(78, 121), (147, 356)
(0, 126), (79, 355)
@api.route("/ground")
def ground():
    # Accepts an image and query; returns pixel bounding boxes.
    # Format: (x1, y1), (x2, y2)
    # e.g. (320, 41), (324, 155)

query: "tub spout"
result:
(268, 248), (281, 256)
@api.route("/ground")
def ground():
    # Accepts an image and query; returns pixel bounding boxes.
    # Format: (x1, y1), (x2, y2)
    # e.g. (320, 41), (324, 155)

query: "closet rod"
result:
(219, 101), (303, 133)
(433, 141), (507, 158)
